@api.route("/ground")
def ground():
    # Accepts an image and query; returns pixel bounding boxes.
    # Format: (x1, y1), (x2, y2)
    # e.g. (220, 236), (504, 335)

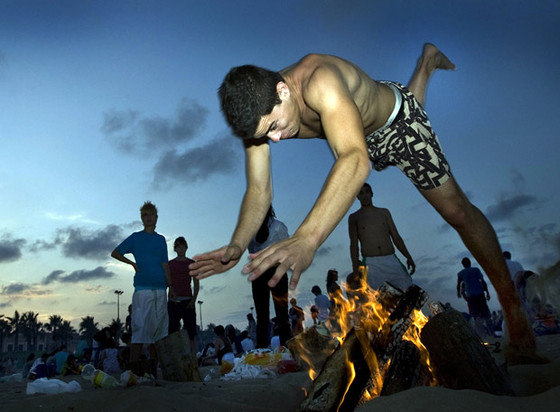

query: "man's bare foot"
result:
(420, 43), (456, 73)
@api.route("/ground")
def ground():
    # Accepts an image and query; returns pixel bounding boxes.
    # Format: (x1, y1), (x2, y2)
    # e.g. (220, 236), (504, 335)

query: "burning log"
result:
(287, 325), (338, 373)
(379, 340), (420, 396)
(299, 284), (430, 412)
(298, 328), (370, 412)
(420, 308), (514, 395)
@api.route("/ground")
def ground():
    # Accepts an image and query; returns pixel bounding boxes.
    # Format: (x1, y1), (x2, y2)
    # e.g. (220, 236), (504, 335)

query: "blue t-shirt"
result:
(115, 231), (169, 289)
(457, 267), (485, 297)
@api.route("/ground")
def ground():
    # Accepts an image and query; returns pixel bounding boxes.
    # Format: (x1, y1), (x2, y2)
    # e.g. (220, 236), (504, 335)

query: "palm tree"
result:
(21, 311), (41, 351)
(109, 318), (124, 344)
(45, 314), (63, 348)
(0, 317), (11, 352)
(7, 310), (22, 351)
(79, 316), (99, 347)
(57, 320), (76, 347)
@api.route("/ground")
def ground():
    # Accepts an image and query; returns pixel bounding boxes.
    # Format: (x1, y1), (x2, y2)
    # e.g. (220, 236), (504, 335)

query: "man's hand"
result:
(189, 245), (242, 279)
(407, 258), (416, 275)
(168, 285), (177, 300)
(242, 235), (316, 290)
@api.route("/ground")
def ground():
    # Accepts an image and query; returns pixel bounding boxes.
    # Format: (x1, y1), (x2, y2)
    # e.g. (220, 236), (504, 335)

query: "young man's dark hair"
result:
(219, 65), (283, 139)
(461, 257), (471, 268)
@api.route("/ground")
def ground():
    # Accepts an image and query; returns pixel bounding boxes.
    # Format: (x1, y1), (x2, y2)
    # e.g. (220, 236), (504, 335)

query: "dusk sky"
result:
(1, 0), (559, 332)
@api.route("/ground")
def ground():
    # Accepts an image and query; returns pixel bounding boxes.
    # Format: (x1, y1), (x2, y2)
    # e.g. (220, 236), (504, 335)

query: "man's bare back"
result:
(279, 54), (398, 139)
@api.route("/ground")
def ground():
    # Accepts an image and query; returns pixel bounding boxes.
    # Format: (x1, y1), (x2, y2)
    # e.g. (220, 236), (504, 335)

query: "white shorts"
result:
(364, 255), (412, 291)
(131, 289), (169, 344)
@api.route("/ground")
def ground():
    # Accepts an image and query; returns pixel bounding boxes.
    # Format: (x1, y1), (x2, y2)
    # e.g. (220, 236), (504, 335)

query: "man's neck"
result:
(143, 226), (156, 234)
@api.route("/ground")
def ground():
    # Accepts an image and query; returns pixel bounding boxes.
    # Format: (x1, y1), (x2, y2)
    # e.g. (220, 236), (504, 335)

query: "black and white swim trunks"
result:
(365, 81), (451, 190)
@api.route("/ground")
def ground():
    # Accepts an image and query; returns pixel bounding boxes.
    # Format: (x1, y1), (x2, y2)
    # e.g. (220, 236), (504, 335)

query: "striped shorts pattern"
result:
(366, 81), (451, 190)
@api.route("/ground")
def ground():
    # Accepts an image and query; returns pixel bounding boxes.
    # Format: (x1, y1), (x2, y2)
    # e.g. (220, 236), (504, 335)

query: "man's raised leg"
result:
(407, 43), (456, 106)
(420, 177), (544, 363)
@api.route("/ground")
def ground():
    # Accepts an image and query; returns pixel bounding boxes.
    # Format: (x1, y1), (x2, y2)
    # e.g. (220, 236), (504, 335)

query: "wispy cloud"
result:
(485, 193), (538, 222)
(101, 98), (209, 154)
(151, 135), (242, 188)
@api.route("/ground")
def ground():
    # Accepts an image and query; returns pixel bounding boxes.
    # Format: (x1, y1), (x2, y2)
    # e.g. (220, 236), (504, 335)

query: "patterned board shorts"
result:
(365, 81), (451, 190)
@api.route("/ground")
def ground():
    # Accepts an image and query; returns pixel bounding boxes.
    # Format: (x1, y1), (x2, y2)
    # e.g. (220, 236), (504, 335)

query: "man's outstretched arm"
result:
(189, 139), (272, 278)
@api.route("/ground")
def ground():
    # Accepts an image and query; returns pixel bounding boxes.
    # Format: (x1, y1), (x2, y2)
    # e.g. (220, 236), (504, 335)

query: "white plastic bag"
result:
(26, 378), (82, 395)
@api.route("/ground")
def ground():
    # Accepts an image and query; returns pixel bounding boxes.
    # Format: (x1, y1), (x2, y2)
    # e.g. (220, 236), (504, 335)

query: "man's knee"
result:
(439, 198), (472, 228)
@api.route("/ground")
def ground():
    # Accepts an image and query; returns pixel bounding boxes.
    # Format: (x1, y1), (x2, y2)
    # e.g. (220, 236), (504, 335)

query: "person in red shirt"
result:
(168, 236), (200, 355)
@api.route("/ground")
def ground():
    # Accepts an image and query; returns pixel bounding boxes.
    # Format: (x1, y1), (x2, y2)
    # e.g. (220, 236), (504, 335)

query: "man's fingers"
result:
(289, 270), (301, 290)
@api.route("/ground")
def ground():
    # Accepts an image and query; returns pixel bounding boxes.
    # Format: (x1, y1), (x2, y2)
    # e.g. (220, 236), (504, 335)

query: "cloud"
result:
(315, 245), (333, 257)
(55, 224), (124, 260)
(0, 282), (52, 298)
(152, 135), (242, 188)
(56, 266), (115, 283)
(42, 270), (65, 285)
(101, 98), (209, 154)
(485, 194), (538, 222)
(0, 235), (26, 263)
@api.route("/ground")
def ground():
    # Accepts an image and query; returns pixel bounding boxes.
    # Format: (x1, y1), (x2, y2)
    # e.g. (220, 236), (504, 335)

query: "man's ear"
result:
(276, 81), (290, 99)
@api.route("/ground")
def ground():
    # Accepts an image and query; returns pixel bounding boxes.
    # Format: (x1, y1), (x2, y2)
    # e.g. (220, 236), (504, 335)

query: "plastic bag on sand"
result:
(0, 373), (22, 383)
(26, 378), (82, 395)
(222, 349), (294, 381)
(119, 370), (154, 386)
(221, 358), (276, 381)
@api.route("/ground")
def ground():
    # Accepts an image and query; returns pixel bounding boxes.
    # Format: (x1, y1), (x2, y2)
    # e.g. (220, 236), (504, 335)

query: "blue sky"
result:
(1, 0), (559, 331)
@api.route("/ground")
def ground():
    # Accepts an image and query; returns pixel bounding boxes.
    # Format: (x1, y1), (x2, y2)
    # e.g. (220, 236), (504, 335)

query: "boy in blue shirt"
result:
(111, 201), (172, 376)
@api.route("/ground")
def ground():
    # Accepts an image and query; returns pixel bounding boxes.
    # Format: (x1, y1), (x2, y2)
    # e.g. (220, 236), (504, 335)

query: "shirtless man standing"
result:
(190, 43), (538, 361)
(349, 182), (415, 291)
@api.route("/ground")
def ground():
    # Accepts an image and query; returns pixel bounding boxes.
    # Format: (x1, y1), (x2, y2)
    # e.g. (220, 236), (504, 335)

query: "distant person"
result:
(326, 269), (343, 305)
(289, 298), (305, 336)
(247, 206), (291, 348)
(457, 257), (494, 338)
(22, 353), (36, 379)
(53, 345), (70, 375)
(503, 251), (524, 279)
(349, 183), (415, 291)
(125, 304), (132, 334)
(310, 305), (319, 325)
(111, 201), (172, 376)
(225, 324), (243, 356)
(200, 325), (234, 366)
(246, 313), (257, 345)
(99, 339), (122, 375)
(240, 330), (255, 353)
(167, 236), (200, 357)
(60, 354), (80, 377)
(311, 285), (331, 324)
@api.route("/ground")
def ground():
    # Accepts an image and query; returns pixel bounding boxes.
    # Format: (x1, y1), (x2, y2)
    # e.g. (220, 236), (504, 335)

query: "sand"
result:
(1, 333), (559, 412)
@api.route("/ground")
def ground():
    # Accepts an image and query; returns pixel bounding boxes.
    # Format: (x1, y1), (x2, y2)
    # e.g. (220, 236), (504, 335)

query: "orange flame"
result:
(299, 265), (436, 398)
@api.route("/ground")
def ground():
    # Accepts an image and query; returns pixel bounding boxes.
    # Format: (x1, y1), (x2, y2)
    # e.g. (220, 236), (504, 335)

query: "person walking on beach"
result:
(190, 43), (538, 362)
(311, 285), (331, 324)
(457, 257), (494, 338)
(111, 201), (172, 376)
(348, 183), (415, 291)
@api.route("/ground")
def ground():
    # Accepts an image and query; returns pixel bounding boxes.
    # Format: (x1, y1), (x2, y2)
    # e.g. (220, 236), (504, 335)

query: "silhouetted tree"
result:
(79, 316), (99, 347)
(7, 310), (22, 351)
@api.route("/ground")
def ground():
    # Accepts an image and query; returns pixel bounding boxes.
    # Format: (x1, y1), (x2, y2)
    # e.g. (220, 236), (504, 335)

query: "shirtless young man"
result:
(189, 43), (538, 360)
(349, 182), (415, 291)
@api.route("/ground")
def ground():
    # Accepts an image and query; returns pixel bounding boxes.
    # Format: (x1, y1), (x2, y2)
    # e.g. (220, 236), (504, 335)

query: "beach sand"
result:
(1, 333), (559, 412)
